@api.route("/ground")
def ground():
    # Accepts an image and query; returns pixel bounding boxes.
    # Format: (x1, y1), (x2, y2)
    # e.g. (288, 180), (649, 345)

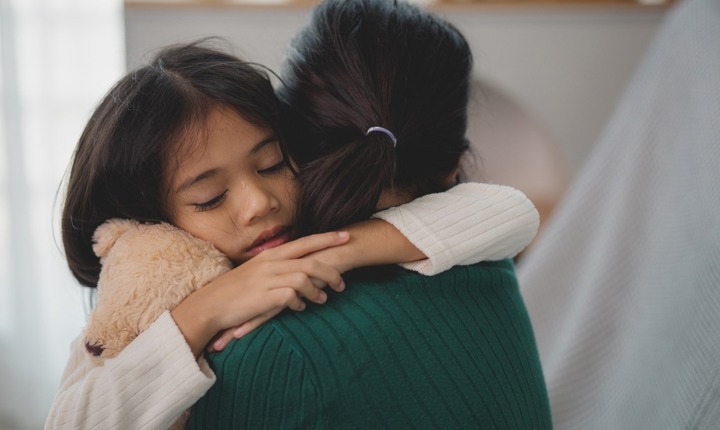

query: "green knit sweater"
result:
(187, 260), (552, 429)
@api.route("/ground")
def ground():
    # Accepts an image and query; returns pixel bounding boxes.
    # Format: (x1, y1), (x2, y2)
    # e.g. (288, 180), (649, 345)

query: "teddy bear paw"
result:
(85, 341), (105, 357)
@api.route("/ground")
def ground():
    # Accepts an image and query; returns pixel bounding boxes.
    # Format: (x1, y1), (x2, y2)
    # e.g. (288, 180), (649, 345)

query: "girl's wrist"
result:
(346, 219), (425, 267)
(171, 288), (218, 358)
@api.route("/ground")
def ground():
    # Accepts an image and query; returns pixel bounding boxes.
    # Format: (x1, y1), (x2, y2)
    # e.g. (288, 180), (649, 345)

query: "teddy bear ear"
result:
(92, 219), (138, 258)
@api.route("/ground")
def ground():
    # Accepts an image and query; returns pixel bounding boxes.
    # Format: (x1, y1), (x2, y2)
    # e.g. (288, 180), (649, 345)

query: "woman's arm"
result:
(311, 183), (540, 275)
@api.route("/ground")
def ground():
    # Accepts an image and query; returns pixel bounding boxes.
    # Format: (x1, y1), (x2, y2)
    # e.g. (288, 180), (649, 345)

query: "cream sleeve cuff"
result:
(46, 311), (215, 430)
(372, 183), (539, 276)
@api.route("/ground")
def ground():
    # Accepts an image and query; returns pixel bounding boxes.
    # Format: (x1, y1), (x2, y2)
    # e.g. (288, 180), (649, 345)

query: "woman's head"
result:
(279, 0), (473, 236)
(62, 42), (296, 288)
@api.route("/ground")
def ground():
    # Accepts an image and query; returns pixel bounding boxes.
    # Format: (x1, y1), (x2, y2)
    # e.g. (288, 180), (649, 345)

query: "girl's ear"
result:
(92, 219), (138, 258)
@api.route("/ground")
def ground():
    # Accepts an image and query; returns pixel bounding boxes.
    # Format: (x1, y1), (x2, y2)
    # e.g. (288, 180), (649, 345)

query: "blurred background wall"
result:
(125, 3), (664, 175)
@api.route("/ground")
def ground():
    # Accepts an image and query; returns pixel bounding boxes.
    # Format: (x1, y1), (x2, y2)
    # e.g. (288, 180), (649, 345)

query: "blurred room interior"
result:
(124, 0), (669, 240)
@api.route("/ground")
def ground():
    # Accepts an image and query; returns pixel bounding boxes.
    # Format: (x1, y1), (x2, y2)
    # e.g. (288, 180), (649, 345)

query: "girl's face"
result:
(165, 106), (297, 265)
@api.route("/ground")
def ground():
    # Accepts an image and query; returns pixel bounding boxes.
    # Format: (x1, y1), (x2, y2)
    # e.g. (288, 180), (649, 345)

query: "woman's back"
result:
(188, 260), (551, 429)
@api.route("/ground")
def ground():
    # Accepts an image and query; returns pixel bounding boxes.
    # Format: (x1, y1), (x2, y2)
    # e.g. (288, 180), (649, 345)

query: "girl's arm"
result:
(311, 182), (540, 275)
(46, 312), (214, 430)
(213, 183), (539, 348)
(47, 231), (348, 430)
(171, 231), (348, 357)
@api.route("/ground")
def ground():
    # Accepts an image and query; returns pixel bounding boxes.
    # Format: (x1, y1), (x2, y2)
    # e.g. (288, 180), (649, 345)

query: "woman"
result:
(187, 1), (551, 428)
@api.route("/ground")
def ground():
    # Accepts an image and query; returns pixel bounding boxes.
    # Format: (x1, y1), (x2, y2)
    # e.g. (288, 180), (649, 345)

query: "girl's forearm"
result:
(46, 312), (214, 430)
(307, 219), (425, 273)
(374, 183), (540, 275)
(310, 183), (540, 277)
(171, 288), (219, 358)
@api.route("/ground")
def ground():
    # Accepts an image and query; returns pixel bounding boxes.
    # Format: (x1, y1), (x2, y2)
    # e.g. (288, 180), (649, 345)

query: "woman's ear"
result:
(442, 165), (462, 188)
(377, 188), (414, 211)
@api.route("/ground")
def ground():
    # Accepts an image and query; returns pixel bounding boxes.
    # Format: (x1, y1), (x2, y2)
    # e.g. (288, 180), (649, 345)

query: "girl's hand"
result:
(209, 220), (426, 353)
(171, 231), (349, 358)
(207, 310), (278, 353)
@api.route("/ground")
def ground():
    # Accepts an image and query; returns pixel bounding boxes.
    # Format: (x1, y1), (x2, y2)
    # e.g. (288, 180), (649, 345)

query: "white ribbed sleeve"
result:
(45, 311), (215, 430)
(374, 182), (539, 275)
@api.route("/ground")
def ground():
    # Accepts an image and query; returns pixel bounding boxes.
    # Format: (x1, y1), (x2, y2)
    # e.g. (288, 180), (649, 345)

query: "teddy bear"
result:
(82, 219), (232, 429)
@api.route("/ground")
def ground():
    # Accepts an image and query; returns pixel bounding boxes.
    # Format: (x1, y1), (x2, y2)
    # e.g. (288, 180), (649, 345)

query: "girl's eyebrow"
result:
(176, 168), (221, 193)
(250, 135), (279, 154)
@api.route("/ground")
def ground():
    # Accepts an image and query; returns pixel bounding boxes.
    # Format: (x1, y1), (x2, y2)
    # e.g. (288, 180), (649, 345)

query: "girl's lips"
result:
(247, 227), (290, 255)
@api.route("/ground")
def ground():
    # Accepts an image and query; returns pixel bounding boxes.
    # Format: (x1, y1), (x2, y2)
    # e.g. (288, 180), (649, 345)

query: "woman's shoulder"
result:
(206, 258), (525, 372)
(348, 258), (517, 286)
(393, 258), (520, 292)
(439, 258), (518, 277)
(198, 257), (549, 429)
(238, 259), (522, 349)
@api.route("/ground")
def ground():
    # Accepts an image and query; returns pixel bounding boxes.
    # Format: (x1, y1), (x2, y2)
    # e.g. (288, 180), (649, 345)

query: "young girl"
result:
(47, 42), (538, 429)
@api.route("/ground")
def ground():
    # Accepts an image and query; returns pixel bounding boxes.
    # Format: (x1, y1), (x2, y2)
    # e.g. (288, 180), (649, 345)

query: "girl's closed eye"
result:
(194, 189), (228, 211)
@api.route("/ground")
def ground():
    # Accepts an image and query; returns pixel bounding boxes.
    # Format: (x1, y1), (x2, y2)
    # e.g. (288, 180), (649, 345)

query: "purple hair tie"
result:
(366, 126), (397, 147)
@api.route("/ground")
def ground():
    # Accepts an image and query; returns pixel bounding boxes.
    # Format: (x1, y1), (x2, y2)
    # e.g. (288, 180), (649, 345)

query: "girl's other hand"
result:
(171, 231), (349, 358)
(207, 312), (273, 353)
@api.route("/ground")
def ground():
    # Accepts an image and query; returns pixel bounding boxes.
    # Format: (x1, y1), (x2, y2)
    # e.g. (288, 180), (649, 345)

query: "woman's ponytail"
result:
(294, 132), (396, 236)
(281, 0), (473, 237)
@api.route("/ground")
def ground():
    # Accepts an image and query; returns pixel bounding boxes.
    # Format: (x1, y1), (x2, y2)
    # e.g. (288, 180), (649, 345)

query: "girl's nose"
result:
(239, 181), (279, 226)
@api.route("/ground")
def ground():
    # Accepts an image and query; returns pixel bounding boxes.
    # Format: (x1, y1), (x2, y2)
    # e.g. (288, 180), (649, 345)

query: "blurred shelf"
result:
(124, 0), (674, 10)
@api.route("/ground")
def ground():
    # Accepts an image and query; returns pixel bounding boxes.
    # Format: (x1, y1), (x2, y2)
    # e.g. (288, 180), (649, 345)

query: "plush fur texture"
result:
(83, 219), (232, 363)
(82, 219), (232, 429)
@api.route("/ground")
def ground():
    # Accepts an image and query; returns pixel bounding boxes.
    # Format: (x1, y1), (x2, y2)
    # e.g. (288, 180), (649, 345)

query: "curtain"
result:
(0, 0), (123, 427)
(518, 0), (720, 428)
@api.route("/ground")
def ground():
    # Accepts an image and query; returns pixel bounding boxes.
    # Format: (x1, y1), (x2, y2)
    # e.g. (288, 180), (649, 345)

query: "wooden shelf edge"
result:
(124, 0), (674, 10)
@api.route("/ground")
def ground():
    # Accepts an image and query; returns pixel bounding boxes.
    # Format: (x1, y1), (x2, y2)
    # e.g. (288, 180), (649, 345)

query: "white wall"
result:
(124, 4), (666, 174)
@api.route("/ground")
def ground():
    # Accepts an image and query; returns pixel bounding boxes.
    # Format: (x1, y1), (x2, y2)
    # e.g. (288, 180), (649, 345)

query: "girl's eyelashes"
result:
(190, 157), (284, 212)
(194, 189), (228, 212)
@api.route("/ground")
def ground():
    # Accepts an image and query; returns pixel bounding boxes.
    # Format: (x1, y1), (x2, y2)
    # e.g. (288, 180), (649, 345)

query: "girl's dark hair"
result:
(279, 0), (472, 236)
(61, 41), (284, 288)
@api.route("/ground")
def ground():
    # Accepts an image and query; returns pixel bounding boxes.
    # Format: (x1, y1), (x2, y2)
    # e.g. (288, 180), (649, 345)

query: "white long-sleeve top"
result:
(45, 182), (539, 430)
(374, 183), (539, 275)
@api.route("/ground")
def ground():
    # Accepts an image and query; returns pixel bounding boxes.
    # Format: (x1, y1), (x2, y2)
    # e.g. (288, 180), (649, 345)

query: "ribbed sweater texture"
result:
(188, 260), (551, 430)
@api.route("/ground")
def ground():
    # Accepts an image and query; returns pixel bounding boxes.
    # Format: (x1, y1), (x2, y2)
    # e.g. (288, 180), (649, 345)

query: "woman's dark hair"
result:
(61, 41), (284, 288)
(280, 0), (473, 236)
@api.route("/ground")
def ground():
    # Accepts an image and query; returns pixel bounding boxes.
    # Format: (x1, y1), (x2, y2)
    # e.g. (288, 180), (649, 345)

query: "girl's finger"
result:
(210, 307), (286, 352)
(273, 259), (344, 293)
(233, 311), (281, 340)
(280, 289), (308, 312)
(272, 273), (327, 305)
(266, 231), (349, 260)
(209, 328), (237, 353)
(310, 276), (345, 293)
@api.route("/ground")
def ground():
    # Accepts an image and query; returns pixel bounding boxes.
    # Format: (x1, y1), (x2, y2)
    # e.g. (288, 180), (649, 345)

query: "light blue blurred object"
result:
(519, 0), (720, 428)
